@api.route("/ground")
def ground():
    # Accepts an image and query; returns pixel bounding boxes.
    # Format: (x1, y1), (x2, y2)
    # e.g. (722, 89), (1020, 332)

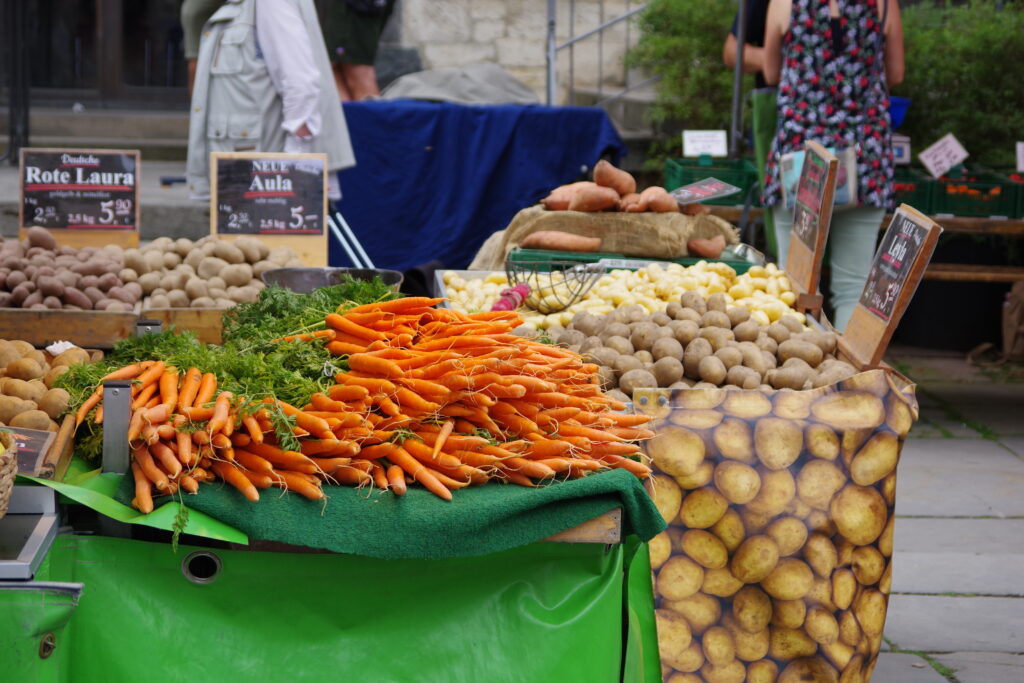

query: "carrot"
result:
(388, 445), (452, 501)
(176, 368), (202, 411)
(191, 430), (211, 445)
(242, 442), (318, 473)
(431, 420), (455, 460)
(310, 392), (349, 413)
(179, 474), (200, 494)
(131, 382), (159, 410)
(130, 361), (166, 395)
(369, 461), (389, 489)
(325, 384), (370, 402)
(588, 441), (643, 456)
(402, 438), (462, 469)
(155, 424), (176, 441)
(347, 297), (443, 315)
(326, 341), (367, 356)
(605, 427), (656, 440)
(100, 362), (144, 382)
(266, 399), (334, 440)
(325, 313), (388, 341)
(499, 469), (536, 487)
(212, 462), (260, 502)
(133, 445), (170, 492)
(192, 372), (218, 407)
(311, 456), (354, 473)
(157, 367), (179, 408)
(150, 442), (182, 478)
(524, 438), (574, 458)
(273, 470), (325, 500)
(176, 430), (196, 466)
(242, 414), (264, 444)
(386, 465), (407, 495)
(301, 439), (359, 457)
(180, 406), (215, 421)
(211, 433), (233, 450)
(394, 387), (441, 413)
(555, 422), (625, 442)
(239, 468), (276, 489)
(595, 453), (652, 478)
(207, 392), (235, 434)
(75, 390), (103, 426)
(273, 328), (336, 343)
(422, 467), (470, 490)
(130, 461), (154, 514)
(143, 403), (172, 424)
(329, 467), (373, 486)
(234, 449), (274, 473)
(395, 377), (450, 398)
(127, 409), (147, 442)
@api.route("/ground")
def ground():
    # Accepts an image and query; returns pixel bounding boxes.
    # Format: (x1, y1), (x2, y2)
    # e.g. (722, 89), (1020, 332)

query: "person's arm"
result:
(255, 0), (321, 136)
(723, 33), (766, 74)
(762, 0), (789, 86)
(883, 0), (905, 87)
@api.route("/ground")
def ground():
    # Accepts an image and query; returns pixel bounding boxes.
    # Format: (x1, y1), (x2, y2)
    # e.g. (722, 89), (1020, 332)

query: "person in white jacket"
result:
(186, 0), (355, 201)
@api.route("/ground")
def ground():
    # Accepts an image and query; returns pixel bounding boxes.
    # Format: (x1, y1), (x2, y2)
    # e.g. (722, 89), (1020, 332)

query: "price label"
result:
(786, 142), (838, 305)
(0, 426), (56, 476)
(1017, 141), (1024, 173)
(669, 177), (741, 205)
(19, 148), (140, 232)
(918, 133), (969, 179)
(682, 130), (728, 158)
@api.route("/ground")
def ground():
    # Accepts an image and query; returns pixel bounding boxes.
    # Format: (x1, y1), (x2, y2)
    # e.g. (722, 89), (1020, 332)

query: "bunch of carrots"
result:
(75, 296), (653, 508)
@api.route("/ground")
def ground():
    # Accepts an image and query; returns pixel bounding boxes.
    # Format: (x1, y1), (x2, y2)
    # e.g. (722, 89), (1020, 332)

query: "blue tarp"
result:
(333, 100), (626, 272)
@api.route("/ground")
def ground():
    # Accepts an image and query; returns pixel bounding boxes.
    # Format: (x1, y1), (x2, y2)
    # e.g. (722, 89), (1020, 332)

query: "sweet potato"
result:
(568, 184), (621, 212)
(687, 234), (726, 258)
(540, 181), (595, 210)
(594, 159), (637, 196)
(519, 231), (602, 252)
(619, 193), (647, 212)
(639, 186), (679, 213)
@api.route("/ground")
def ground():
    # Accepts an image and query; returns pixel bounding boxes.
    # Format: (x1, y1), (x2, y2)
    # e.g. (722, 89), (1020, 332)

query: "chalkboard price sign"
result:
(785, 142), (838, 308)
(860, 211), (929, 323)
(19, 148), (140, 232)
(1, 426), (55, 476)
(212, 152), (326, 237)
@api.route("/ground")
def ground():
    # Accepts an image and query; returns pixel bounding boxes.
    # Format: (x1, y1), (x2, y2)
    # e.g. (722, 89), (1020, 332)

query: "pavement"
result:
(873, 345), (1024, 682)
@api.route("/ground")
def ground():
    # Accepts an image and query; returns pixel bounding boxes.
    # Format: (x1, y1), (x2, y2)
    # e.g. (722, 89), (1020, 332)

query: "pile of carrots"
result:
(76, 296), (653, 508)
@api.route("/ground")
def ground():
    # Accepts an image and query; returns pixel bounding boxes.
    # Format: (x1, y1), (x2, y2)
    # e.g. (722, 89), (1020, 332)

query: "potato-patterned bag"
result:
(635, 368), (918, 683)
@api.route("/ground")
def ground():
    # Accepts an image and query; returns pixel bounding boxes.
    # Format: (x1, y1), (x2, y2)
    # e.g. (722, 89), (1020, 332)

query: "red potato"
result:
(593, 159), (637, 196)
(639, 186), (680, 213)
(567, 184), (620, 212)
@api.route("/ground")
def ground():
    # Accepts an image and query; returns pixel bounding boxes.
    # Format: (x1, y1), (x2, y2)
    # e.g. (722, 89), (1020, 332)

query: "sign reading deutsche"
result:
(212, 152), (326, 236)
(20, 148), (140, 231)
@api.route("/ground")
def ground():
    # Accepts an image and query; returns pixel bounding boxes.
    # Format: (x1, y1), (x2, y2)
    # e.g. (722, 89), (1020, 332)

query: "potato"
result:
(672, 409), (722, 430)
(732, 320), (762, 343)
(761, 558), (815, 602)
(755, 333), (778, 355)
(222, 262), (254, 287)
(795, 459), (847, 511)
(710, 508), (746, 551)
(762, 517), (806, 558)
(811, 391), (886, 430)
(680, 489), (729, 530)
(682, 337), (712, 380)
(619, 368), (657, 394)
(648, 426), (705, 477)
(675, 460), (715, 490)
(851, 546), (885, 586)
(877, 514), (895, 557)
(754, 417), (802, 470)
(656, 608), (694, 660)
(676, 386), (725, 410)
(698, 355), (727, 385)
(702, 625), (736, 666)
(191, 296), (216, 308)
(649, 531), (672, 570)
(26, 226), (58, 250)
(669, 319), (700, 345)
(652, 356), (684, 387)
(7, 357), (44, 380)
(701, 310), (732, 330)
(604, 335), (634, 356)
(701, 567), (744, 598)
(732, 585), (773, 633)
(830, 568), (857, 612)
(665, 592), (722, 637)
(852, 589), (887, 637)
(700, 326), (734, 352)
(714, 461), (761, 504)
(628, 322), (658, 351)
(746, 469), (796, 516)
(658, 556), (705, 600)
(165, 289), (189, 308)
(812, 362), (860, 388)
(799, 533), (837, 581)
(722, 391), (772, 418)
(771, 598), (808, 629)
(747, 660), (780, 683)
(10, 409), (53, 431)
(768, 363), (811, 391)
(651, 474), (683, 524)
(730, 534), (779, 584)
(678, 290), (706, 314)
(699, 659), (746, 683)
(37, 387), (70, 419)
(652, 337), (684, 363)
(267, 246), (296, 265)
(830, 484), (888, 546)
(722, 614), (770, 662)
(805, 423), (840, 461)
(778, 339), (823, 367)
(849, 431), (899, 486)
(713, 418), (754, 463)
(778, 657), (838, 682)
(197, 256), (229, 280)
(43, 365), (69, 388)
(713, 346), (743, 370)
(838, 611), (862, 647)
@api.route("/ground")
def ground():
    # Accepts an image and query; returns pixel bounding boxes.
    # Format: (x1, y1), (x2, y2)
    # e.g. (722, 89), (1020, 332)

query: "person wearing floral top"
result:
(762, 0), (904, 331)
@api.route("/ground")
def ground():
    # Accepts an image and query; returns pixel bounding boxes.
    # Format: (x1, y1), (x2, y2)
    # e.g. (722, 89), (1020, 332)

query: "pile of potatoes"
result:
(120, 235), (302, 310)
(0, 227), (137, 312)
(547, 291), (857, 403)
(0, 339), (89, 432)
(640, 369), (917, 682)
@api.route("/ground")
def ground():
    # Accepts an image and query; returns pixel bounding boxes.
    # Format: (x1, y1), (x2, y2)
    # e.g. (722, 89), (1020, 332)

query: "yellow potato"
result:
(676, 460), (716, 490)
(761, 558), (814, 600)
(851, 546), (886, 586)
(806, 423), (840, 460)
(714, 461), (762, 504)
(849, 431), (899, 486)
(700, 659), (747, 683)
(878, 515), (895, 557)
(811, 391), (886, 430)
(835, 537), (855, 567)
(656, 608), (694, 660)
(778, 656), (839, 682)
(840, 428), (872, 468)
(838, 610), (862, 647)
(830, 485), (888, 546)
(770, 598), (807, 629)
(746, 469), (796, 516)
(803, 533), (839, 578)
(651, 475), (684, 525)
(769, 627), (818, 661)
(666, 673), (702, 683)
(723, 614), (770, 662)
(648, 426), (706, 477)
(665, 592), (722, 636)
(806, 576), (837, 612)
(730, 535), (780, 584)
(831, 568), (857, 611)
(754, 418), (803, 470)
(723, 391), (773, 419)
(879, 559), (892, 594)
(649, 531), (672, 570)
(680, 487), (729, 529)
(658, 556), (706, 600)
(732, 585), (773, 633)
(747, 659), (780, 683)
(880, 471), (897, 507)
(841, 369), (890, 398)
(796, 460), (847, 511)
(702, 625), (736, 666)
(711, 508), (747, 552)
(785, 497), (813, 520)
(665, 640), (706, 674)
(853, 589), (887, 637)
(676, 387), (725, 410)
(674, 409), (723, 430)
(740, 508), (775, 534)
(765, 517), (809, 557)
(820, 640), (855, 673)
(839, 654), (864, 683)
(886, 392), (914, 437)
(683, 529), (729, 569)
(713, 417), (755, 464)
(805, 605), (839, 645)
(702, 567), (745, 598)
(773, 389), (813, 419)
(804, 510), (838, 536)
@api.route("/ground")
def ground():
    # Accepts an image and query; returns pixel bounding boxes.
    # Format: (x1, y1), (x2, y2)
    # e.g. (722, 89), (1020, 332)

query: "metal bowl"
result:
(260, 267), (403, 294)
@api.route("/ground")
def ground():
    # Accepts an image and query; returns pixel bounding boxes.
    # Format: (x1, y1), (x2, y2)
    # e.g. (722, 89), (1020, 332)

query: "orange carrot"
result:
(75, 390), (102, 426)
(130, 461), (154, 514)
(132, 361), (166, 396)
(239, 468), (276, 489)
(207, 392), (234, 434)
(127, 409), (147, 442)
(242, 442), (318, 474)
(192, 372), (218, 407)
(386, 465), (407, 495)
(273, 470), (325, 500)
(394, 387), (441, 413)
(143, 403), (172, 424)
(348, 353), (405, 378)
(325, 384), (370, 402)
(176, 430), (196, 466)
(212, 462), (260, 502)
(301, 439), (359, 457)
(158, 367), (179, 409)
(150, 442), (182, 478)
(176, 368), (202, 411)
(325, 313), (388, 341)
(388, 445), (452, 501)
(431, 420), (455, 460)
(100, 363), (144, 382)
(266, 399), (333, 440)
(180, 405), (215, 421)
(370, 461), (389, 489)
(242, 414), (264, 444)
(402, 438), (462, 469)
(234, 449), (273, 473)
(596, 453), (652, 478)
(179, 474), (200, 494)
(131, 383), (159, 410)
(133, 445), (170, 492)
(326, 341), (367, 356)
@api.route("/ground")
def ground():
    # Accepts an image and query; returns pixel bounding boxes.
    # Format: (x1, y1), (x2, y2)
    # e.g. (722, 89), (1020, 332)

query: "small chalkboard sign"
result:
(1, 426), (55, 476)
(19, 148), (141, 249)
(786, 142), (838, 313)
(840, 204), (943, 369)
(210, 152), (327, 266)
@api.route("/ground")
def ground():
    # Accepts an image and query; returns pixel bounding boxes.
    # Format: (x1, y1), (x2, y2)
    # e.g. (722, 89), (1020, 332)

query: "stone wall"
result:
(388, 0), (638, 103)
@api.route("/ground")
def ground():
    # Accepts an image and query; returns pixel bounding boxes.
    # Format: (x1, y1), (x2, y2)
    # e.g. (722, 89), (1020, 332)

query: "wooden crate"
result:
(0, 308), (137, 349)
(141, 308), (225, 345)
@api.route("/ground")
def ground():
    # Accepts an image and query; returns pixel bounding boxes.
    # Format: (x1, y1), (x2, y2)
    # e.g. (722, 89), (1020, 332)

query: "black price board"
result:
(211, 152), (326, 236)
(1, 426), (55, 476)
(840, 204), (942, 368)
(19, 148), (140, 232)
(786, 141), (838, 303)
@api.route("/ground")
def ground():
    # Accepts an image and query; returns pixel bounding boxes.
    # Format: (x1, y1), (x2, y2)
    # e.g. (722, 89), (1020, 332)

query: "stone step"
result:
(571, 86), (658, 136)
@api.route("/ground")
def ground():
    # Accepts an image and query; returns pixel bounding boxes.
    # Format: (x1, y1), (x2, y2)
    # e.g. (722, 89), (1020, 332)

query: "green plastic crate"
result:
(507, 247), (754, 275)
(664, 158), (758, 206)
(892, 166), (936, 215)
(988, 166), (1024, 219)
(933, 167), (1020, 218)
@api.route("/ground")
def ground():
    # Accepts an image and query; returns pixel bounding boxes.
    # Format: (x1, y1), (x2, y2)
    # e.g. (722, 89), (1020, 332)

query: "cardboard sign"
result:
(1, 426), (55, 476)
(840, 204), (943, 368)
(682, 130), (728, 158)
(210, 152), (328, 266)
(1016, 141), (1024, 174)
(669, 177), (741, 205)
(918, 133), (969, 179)
(19, 148), (140, 248)
(786, 142), (838, 306)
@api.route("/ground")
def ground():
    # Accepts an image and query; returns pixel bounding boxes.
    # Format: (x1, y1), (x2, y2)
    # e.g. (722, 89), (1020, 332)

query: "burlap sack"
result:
(469, 205), (740, 271)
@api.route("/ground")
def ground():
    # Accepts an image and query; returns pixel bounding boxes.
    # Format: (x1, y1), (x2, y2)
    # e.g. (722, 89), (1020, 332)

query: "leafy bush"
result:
(896, 1), (1024, 166)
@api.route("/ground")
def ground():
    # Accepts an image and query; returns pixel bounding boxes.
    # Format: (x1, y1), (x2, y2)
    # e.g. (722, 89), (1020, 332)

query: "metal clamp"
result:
(135, 320), (162, 337)
(101, 380), (133, 474)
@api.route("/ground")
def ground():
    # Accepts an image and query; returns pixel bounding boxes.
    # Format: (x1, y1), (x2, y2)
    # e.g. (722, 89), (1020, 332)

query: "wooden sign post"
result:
(210, 152), (328, 267)
(839, 204), (943, 369)
(19, 148), (141, 249)
(785, 141), (838, 317)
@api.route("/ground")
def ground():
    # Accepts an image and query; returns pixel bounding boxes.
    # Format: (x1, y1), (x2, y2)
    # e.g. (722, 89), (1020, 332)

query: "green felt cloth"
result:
(114, 468), (665, 559)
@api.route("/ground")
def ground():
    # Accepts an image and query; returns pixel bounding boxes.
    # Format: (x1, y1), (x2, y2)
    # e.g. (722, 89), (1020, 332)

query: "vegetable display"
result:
(541, 160), (679, 213)
(0, 339), (88, 431)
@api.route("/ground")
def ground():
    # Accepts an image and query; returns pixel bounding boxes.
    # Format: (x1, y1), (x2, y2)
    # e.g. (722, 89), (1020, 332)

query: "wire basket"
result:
(505, 260), (607, 313)
(0, 431), (16, 521)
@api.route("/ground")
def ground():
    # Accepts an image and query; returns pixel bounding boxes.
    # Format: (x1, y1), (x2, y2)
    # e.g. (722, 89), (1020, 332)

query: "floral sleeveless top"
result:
(762, 0), (894, 209)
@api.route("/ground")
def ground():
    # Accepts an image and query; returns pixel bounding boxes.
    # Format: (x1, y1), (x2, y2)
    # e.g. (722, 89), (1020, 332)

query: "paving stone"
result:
(884, 595), (1024, 652)
(872, 653), (950, 682)
(894, 518), (1024, 554)
(932, 652), (1024, 683)
(894, 439), (1024, 517)
(924, 383), (1024, 437)
(999, 437), (1024, 459)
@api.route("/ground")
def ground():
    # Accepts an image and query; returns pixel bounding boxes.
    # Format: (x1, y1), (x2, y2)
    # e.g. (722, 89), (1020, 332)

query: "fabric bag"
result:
(779, 146), (859, 211)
